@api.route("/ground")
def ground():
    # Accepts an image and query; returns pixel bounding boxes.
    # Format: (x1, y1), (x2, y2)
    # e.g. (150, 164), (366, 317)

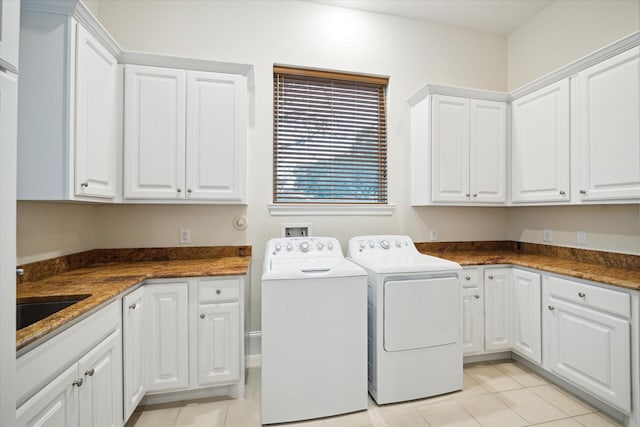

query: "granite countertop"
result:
(17, 248), (251, 352)
(416, 242), (640, 292)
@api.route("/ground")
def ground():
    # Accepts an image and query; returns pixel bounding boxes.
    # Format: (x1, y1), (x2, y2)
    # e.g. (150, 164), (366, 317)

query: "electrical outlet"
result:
(281, 223), (312, 237)
(179, 228), (191, 244)
(577, 231), (587, 245)
(543, 229), (553, 242)
(430, 228), (439, 241)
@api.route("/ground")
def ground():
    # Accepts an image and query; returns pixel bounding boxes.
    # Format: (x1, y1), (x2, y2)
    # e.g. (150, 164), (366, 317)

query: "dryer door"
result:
(384, 276), (459, 352)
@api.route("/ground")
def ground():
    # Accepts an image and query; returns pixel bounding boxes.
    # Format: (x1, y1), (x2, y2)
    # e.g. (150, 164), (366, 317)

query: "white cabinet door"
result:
(574, 47), (640, 201)
(74, 25), (117, 199)
(511, 269), (541, 364)
(484, 268), (511, 352)
(461, 284), (484, 355)
(16, 364), (78, 427)
(77, 329), (122, 427)
(123, 287), (145, 422)
(197, 302), (240, 386)
(544, 297), (630, 412)
(469, 100), (506, 203)
(0, 0), (19, 71)
(186, 72), (246, 202)
(432, 95), (470, 202)
(512, 80), (570, 203)
(145, 282), (189, 392)
(124, 65), (186, 200)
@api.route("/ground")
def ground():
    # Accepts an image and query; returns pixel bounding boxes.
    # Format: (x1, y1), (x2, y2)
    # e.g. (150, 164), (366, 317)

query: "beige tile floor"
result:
(126, 361), (622, 427)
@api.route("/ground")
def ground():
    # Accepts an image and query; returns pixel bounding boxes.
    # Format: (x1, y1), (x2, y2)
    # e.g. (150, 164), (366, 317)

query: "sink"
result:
(17, 296), (90, 330)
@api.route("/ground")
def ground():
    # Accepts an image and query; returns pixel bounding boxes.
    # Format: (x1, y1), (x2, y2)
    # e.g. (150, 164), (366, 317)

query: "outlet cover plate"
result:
(543, 229), (553, 242)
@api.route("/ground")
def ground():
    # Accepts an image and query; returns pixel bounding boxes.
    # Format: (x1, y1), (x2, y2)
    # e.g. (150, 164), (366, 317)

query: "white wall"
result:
(17, 202), (96, 264)
(507, 0), (639, 90)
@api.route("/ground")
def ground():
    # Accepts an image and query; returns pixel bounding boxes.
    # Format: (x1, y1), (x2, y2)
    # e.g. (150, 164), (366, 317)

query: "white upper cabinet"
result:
(186, 71), (247, 201)
(573, 47), (640, 202)
(430, 95), (506, 204)
(469, 100), (507, 202)
(124, 65), (186, 200)
(124, 65), (247, 203)
(0, 0), (20, 72)
(74, 25), (118, 199)
(18, 3), (120, 201)
(511, 80), (570, 203)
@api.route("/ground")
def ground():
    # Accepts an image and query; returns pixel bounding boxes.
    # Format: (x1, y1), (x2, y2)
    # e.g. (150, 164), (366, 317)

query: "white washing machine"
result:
(261, 237), (368, 424)
(347, 235), (463, 405)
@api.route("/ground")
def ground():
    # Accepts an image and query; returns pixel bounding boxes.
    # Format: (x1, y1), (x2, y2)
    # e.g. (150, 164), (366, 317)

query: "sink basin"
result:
(17, 296), (90, 330)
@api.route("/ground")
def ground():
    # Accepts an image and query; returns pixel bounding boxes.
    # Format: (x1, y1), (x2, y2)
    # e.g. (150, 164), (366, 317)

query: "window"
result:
(273, 66), (388, 204)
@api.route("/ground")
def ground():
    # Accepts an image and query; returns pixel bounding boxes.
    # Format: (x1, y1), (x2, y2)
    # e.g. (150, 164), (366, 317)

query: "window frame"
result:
(272, 65), (390, 208)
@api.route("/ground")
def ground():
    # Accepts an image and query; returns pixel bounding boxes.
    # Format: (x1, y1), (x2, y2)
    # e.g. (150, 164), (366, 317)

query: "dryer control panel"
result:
(348, 235), (415, 255)
(266, 236), (342, 257)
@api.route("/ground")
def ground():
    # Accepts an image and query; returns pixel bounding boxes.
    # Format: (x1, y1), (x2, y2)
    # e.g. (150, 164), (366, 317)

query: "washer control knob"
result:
(286, 243), (293, 251)
(317, 242), (324, 250)
(275, 244), (282, 252)
(368, 240), (375, 248)
(300, 242), (309, 252)
(395, 240), (401, 247)
(380, 240), (390, 249)
(327, 242), (334, 250)
(359, 242), (366, 249)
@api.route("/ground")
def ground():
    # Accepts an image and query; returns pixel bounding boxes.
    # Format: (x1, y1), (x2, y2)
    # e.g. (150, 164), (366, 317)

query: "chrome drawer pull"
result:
(548, 305), (555, 311)
(85, 368), (95, 377)
(578, 292), (586, 298)
(474, 295), (480, 299)
(72, 378), (83, 387)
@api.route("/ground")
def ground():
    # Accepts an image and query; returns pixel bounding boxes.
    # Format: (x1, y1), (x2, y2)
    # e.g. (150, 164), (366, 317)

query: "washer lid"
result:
(262, 257), (366, 280)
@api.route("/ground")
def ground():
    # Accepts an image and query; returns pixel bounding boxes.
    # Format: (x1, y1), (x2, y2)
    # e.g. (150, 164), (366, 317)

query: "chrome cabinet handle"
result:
(578, 292), (586, 298)
(559, 190), (565, 195)
(85, 368), (95, 377)
(80, 182), (88, 188)
(548, 305), (555, 311)
(579, 190), (587, 194)
(488, 275), (494, 280)
(200, 314), (205, 319)
(465, 194), (470, 197)
(187, 189), (192, 194)
(177, 188), (182, 193)
(474, 295), (480, 299)
(465, 276), (471, 281)
(216, 289), (222, 295)
(72, 378), (84, 387)
(472, 194), (477, 198)
(129, 303), (137, 310)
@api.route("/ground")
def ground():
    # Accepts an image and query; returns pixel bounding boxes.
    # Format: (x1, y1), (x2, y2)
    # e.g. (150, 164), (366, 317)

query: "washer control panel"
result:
(348, 235), (415, 255)
(267, 237), (342, 257)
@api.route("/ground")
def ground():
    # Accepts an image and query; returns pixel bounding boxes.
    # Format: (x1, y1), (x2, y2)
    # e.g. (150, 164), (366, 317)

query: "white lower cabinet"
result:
(462, 267), (541, 362)
(145, 282), (190, 392)
(123, 287), (146, 421)
(16, 302), (123, 427)
(461, 268), (483, 355)
(197, 302), (240, 386)
(511, 269), (541, 364)
(484, 268), (511, 352)
(139, 276), (245, 405)
(543, 275), (631, 413)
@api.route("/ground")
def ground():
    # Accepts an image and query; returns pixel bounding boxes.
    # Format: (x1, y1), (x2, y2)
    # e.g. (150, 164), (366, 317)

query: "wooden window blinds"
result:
(273, 66), (388, 203)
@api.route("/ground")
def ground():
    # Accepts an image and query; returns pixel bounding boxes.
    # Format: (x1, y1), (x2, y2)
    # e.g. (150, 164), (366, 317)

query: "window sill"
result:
(268, 203), (395, 216)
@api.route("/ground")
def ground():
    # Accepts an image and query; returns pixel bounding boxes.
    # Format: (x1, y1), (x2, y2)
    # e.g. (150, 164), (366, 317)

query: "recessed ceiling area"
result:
(308, 0), (555, 36)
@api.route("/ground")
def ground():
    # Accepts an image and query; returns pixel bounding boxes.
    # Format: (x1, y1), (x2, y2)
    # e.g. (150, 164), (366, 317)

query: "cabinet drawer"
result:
(461, 268), (480, 288)
(198, 278), (240, 303)
(545, 276), (630, 318)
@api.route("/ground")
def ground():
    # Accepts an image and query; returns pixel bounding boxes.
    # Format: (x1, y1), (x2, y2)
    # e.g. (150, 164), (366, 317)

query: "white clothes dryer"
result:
(347, 235), (463, 405)
(261, 237), (368, 424)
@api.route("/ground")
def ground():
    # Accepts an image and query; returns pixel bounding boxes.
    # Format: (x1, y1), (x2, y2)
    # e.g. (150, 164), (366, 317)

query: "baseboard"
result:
(463, 351), (511, 364)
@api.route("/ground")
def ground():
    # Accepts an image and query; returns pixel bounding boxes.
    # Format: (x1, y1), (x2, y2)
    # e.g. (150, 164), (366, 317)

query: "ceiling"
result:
(308, 0), (556, 36)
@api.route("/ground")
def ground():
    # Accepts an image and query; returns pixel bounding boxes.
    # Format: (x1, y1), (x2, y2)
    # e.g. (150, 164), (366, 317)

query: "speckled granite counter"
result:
(416, 241), (640, 292)
(17, 247), (251, 351)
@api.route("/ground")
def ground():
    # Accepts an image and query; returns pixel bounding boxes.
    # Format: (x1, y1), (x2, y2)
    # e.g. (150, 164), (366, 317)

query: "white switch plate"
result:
(430, 228), (439, 241)
(543, 229), (552, 242)
(179, 228), (191, 244)
(577, 231), (587, 245)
